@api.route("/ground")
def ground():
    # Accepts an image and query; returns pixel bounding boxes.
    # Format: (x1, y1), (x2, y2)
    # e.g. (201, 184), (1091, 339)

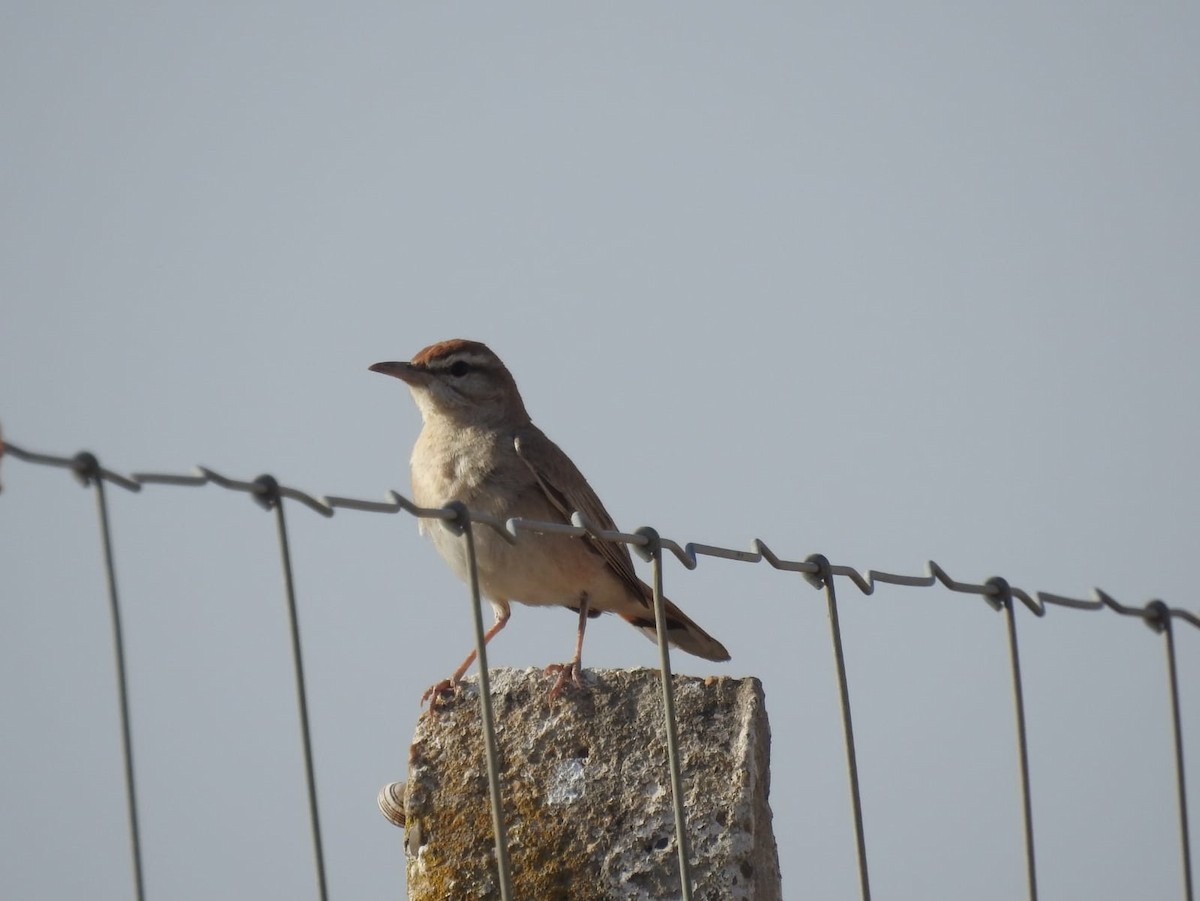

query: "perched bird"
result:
(370, 339), (729, 702)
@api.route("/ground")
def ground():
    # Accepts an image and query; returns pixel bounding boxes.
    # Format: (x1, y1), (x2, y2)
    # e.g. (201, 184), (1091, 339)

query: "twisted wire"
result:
(5, 439), (1194, 628)
(4, 438), (1197, 899)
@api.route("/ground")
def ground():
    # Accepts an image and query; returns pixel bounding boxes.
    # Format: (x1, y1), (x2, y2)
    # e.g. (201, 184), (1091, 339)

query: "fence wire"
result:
(2, 438), (1196, 900)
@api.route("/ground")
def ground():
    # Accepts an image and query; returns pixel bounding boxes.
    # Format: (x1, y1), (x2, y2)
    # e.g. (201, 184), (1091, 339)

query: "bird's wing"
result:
(512, 427), (650, 608)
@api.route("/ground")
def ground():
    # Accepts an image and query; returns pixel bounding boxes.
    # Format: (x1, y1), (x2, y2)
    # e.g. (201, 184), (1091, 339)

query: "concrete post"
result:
(385, 667), (780, 900)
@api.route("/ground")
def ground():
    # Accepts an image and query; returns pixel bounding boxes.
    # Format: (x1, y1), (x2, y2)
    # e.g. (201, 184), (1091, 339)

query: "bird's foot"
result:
(420, 678), (459, 710)
(543, 661), (586, 703)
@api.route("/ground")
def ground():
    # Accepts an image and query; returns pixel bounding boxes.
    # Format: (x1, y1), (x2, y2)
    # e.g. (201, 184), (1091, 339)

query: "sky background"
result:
(2, 3), (1198, 899)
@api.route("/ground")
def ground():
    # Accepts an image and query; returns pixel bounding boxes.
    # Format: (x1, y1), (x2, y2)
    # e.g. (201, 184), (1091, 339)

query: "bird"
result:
(370, 339), (730, 703)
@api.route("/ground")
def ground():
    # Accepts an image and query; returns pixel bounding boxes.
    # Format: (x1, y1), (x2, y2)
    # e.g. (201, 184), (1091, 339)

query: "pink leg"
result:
(544, 594), (590, 702)
(423, 604), (511, 708)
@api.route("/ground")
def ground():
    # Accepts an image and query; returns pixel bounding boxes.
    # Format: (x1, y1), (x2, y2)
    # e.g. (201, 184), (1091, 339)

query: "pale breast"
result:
(408, 424), (640, 613)
(411, 424), (502, 507)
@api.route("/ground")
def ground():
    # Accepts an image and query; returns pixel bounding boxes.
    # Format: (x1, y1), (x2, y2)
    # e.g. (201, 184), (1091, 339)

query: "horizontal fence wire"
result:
(2, 438), (1196, 900)
(5, 440), (1196, 629)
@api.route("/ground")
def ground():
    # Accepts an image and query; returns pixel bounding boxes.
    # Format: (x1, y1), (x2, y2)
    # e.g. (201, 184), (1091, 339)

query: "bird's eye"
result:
(448, 360), (470, 377)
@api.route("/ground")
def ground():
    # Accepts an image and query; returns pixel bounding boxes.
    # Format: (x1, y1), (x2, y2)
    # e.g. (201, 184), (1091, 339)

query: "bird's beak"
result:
(369, 361), (426, 385)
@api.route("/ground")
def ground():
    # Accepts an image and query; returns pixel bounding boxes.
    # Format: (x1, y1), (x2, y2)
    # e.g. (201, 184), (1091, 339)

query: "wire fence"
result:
(1, 436), (1195, 900)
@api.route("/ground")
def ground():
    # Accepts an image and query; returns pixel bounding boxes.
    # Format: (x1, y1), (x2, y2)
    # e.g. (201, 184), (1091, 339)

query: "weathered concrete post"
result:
(382, 667), (780, 900)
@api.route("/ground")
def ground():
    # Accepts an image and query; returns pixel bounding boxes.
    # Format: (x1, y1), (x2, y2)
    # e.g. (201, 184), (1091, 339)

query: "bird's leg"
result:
(545, 593), (590, 701)
(422, 604), (511, 709)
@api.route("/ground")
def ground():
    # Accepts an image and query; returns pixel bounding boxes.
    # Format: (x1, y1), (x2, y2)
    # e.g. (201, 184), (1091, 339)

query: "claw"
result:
(543, 662), (585, 702)
(420, 678), (458, 710)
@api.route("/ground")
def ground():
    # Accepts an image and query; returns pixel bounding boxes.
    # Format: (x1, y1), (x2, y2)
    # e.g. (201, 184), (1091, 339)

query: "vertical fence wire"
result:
(636, 527), (695, 900)
(256, 478), (328, 901)
(87, 465), (147, 901)
(1151, 601), (1194, 901)
(449, 503), (513, 900)
(990, 578), (1038, 901)
(809, 553), (871, 901)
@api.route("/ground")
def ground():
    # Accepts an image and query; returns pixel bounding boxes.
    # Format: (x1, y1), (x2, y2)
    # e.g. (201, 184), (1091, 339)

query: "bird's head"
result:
(370, 339), (530, 427)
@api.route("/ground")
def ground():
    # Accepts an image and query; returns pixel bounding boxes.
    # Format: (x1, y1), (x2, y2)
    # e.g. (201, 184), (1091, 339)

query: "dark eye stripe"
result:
(420, 352), (492, 376)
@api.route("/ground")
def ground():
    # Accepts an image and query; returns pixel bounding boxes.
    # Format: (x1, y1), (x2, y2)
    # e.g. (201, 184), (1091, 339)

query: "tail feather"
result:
(620, 597), (730, 662)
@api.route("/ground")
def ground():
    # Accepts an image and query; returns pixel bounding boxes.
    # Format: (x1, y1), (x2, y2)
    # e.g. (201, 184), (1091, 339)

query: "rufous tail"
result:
(619, 596), (730, 662)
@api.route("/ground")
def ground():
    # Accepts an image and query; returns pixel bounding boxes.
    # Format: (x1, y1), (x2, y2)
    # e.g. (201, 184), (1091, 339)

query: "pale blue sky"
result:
(2, 4), (1198, 899)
